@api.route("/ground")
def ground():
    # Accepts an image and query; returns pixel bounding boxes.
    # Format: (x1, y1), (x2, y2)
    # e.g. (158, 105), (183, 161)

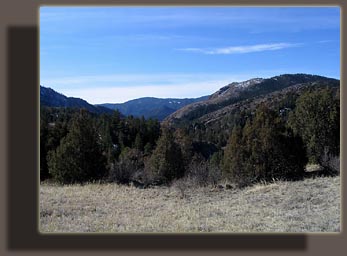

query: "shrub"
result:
(207, 163), (223, 187)
(186, 157), (210, 186)
(320, 147), (340, 175)
(171, 178), (192, 198)
(108, 148), (144, 184)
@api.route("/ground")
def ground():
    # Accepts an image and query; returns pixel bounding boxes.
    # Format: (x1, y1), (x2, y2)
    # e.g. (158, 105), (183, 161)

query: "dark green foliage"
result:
(48, 110), (107, 184)
(142, 117), (161, 151)
(145, 127), (185, 184)
(40, 105), (161, 184)
(223, 105), (307, 186)
(134, 133), (144, 151)
(110, 110), (122, 147)
(192, 141), (218, 160)
(40, 119), (49, 180)
(288, 87), (340, 164)
(174, 128), (194, 168)
(222, 126), (245, 183)
(40, 107), (71, 180)
(110, 113), (160, 153)
(40, 75), (339, 187)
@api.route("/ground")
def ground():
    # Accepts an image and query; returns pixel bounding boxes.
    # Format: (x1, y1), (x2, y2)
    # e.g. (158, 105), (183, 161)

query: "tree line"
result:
(40, 86), (340, 187)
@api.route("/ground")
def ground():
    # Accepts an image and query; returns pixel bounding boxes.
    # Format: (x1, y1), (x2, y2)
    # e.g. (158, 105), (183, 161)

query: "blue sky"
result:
(40, 7), (340, 104)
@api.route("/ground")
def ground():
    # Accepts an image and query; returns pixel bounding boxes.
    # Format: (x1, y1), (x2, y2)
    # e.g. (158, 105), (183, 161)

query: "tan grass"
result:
(39, 176), (340, 233)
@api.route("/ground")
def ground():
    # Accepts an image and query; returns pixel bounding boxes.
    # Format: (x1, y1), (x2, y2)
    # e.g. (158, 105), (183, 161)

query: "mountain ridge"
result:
(40, 86), (113, 114)
(40, 85), (209, 120)
(40, 73), (339, 122)
(98, 95), (209, 120)
(164, 73), (339, 125)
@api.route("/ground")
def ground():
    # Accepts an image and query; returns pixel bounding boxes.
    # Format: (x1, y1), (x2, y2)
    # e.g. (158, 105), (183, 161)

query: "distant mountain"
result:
(40, 86), (113, 114)
(98, 96), (209, 120)
(164, 74), (339, 126)
(40, 73), (339, 122)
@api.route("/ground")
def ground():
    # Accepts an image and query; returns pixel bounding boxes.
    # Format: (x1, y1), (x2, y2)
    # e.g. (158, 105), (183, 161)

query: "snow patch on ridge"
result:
(234, 78), (264, 88)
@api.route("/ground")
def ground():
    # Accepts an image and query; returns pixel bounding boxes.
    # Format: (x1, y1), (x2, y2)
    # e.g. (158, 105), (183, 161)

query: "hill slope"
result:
(99, 96), (208, 120)
(164, 74), (339, 126)
(40, 86), (113, 114)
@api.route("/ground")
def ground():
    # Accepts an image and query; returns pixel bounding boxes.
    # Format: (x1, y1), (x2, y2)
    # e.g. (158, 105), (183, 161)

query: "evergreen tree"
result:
(97, 114), (118, 168)
(222, 125), (246, 183)
(40, 119), (50, 180)
(110, 110), (122, 146)
(174, 128), (194, 168)
(144, 118), (160, 148)
(48, 110), (107, 184)
(223, 105), (307, 186)
(40, 107), (70, 181)
(145, 127), (185, 184)
(134, 133), (144, 151)
(288, 87), (339, 164)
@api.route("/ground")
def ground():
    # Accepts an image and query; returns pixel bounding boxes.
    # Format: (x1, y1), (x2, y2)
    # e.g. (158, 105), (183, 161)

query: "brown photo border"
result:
(0, 0), (345, 255)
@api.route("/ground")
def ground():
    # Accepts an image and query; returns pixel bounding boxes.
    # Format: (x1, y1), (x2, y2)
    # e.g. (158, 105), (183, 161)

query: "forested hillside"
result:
(40, 74), (340, 188)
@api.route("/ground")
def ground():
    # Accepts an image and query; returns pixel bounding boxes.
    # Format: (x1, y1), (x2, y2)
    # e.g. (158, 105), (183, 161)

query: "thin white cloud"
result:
(317, 40), (335, 44)
(178, 43), (302, 55)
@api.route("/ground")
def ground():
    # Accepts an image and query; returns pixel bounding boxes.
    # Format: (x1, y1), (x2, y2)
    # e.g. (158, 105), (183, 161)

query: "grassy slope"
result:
(40, 176), (340, 233)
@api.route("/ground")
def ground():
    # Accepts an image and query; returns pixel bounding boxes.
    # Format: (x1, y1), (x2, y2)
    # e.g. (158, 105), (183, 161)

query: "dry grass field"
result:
(40, 176), (340, 233)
